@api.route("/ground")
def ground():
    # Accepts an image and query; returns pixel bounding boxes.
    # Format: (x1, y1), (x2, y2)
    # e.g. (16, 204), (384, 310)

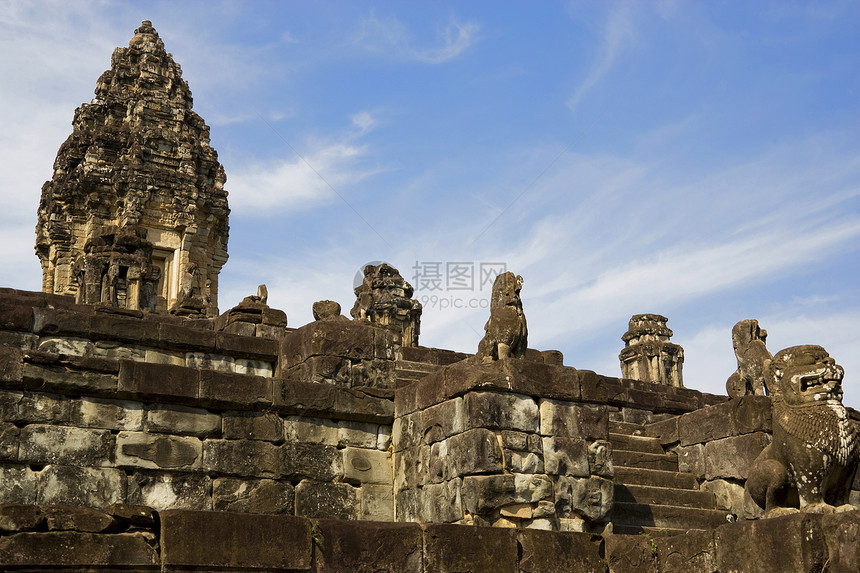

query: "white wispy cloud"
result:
(353, 12), (480, 64)
(227, 140), (382, 215)
(567, 3), (635, 112)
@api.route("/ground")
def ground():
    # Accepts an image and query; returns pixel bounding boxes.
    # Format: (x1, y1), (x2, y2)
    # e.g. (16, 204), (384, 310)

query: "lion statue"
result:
(726, 319), (772, 397)
(745, 345), (859, 517)
(477, 272), (527, 361)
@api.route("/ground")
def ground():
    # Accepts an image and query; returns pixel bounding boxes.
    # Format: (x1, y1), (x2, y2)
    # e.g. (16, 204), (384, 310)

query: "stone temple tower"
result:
(35, 21), (229, 317)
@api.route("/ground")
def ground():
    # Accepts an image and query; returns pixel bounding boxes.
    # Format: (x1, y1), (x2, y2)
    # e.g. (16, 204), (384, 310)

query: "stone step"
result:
(611, 502), (732, 531)
(608, 421), (645, 436)
(614, 484), (716, 509)
(613, 467), (698, 490)
(608, 432), (664, 454)
(613, 450), (677, 472)
(611, 524), (704, 537)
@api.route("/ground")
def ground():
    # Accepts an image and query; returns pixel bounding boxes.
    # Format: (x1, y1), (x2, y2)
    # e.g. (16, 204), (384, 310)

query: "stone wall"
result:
(0, 289), (393, 521)
(393, 357), (724, 532)
(2, 505), (858, 572)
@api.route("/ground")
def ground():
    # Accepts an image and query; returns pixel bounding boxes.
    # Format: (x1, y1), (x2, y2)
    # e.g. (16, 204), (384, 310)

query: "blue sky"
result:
(1, 1), (858, 406)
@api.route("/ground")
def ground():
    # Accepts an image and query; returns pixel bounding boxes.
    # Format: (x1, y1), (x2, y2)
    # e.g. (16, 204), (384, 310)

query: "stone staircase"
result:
(609, 419), (731, 536)
(393, 360), (443, 388)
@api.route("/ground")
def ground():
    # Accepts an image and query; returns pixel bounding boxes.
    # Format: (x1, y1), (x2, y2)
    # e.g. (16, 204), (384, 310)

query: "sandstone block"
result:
(358, 483), (394, 521)
(212, 477), (294, 514)
(37, 465), (125, 508)
(539, 399), (577, 437)
(702, 478), (745, 516)
(116, 431), (202, 470)
(37, 336), (93, 357)
(421, 478), (464, 523)
(422, 397), (468, 445)
(542, 437), (589, 477)
(343, 447), (392, 485)
(554, 475), (613, 522)
(0, 531), (158, 568)
(605, 531), (658, 573)
(69, 396), (144, 431)
(461, 474), (553, 515)
(118, 361), (198, 401)
(146, 403), (220, 437)
(644, 415), (679, 445)
(0, 348), (23, 387)
(0, 423), (18, 462)
(0, 505), (44, 532)
(517, 529), (605, 573)
(654, 530), (716, 573)
(0, 466), (37, 504)
(283, 415), (338, 445)
(282, 442), (343, 481)
(203, 439), (281, 478)
(274, 378), (394, 424)
(588, 439), (614, 477)
(186, 352), (235, 372)
(15, 391), (69, 423)
(505, 450), (544, 473)
(19, 424), (112, 466)
(199, 369), (271, 407)
(215, 331), (278, 359)
(23, 363), (116, 394)
(41, 505), (119, 532)
(430, 428), (503, 481)
(422, 523), (518, 573)
(144, 348), (184, 366)
(314, 520), (421, 573)
(160, 510), (311, 570)
(338, 420), (379, 448)
(234, 358), (274, 376)
(704, 432), (770, 480)
(393, 445), (429, 490)
(714, 513), (827, 573)
(392, 409), (423, 452)
(677, 443), (705, 478)
(294, 480), (357, 520)
(465, 391), (539, 432)
(223, 410), (283, 442)
(92, 340), (146, 361)
(0, 390), (22, 419)
(127, 471), (211, 511)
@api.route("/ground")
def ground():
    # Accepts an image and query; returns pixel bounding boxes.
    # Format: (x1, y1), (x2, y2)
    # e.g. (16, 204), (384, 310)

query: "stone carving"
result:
(726, 319), (772, 397)
(618, 314), (684, 387)
(477, 272), (527, 361)
(35, 20), (229, 317)
(350, 264), (421, 347)
(313, 300), (343, 321)
(745, 345), (859, 516)
(72, 226), (160, 311)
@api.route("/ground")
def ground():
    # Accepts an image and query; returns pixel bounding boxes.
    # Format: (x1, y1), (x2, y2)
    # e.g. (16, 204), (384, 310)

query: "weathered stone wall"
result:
(0, 289), (393, 521)
(2, 505), (858, 572)
(393, 357), (725, 532)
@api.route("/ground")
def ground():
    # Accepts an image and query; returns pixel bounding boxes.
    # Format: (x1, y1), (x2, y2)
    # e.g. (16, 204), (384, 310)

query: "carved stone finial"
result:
(745, 345), (859, 517)
(257, 284), (268, 305)
(477, 272), (527, 362)
(618, 314), (684, 387)
(313, 300), (342, 321)
(350, 263), (422, 346)
(726, 319), (772, 397)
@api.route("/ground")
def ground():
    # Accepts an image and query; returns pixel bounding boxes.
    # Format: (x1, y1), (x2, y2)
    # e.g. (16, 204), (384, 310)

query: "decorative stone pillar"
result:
(618, 314), (684, 387)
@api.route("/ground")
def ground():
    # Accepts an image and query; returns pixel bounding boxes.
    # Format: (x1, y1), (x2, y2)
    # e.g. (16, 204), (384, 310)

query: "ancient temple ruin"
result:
(35, 21), (229, 317)
(1, 21), (859, 572)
